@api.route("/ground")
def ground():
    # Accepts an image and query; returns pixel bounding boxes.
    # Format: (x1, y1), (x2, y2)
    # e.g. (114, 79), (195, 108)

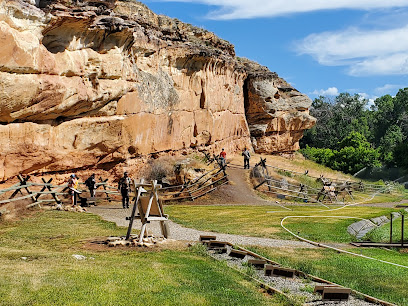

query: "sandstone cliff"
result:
(0, 0), (315, 181)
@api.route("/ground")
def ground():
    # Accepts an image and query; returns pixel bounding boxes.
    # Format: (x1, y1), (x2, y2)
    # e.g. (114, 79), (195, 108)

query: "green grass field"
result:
(166, 205), (397, 242)
(0, 211), (282, 306)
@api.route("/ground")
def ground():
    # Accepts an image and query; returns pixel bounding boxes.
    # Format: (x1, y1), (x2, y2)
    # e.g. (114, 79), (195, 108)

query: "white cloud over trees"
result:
(312, 87), (339, 96)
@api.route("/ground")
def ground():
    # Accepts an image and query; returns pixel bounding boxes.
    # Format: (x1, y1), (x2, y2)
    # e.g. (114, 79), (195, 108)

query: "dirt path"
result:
(193, 165), (271, 205)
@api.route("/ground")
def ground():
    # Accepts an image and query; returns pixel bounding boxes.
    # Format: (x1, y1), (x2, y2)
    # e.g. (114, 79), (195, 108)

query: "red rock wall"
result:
(0, 0), (314, 181)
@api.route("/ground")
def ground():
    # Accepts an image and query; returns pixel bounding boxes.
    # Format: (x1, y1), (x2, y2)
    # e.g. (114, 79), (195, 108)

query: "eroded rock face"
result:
(242, 60), (316, 153)
(0, 0), (314, 180)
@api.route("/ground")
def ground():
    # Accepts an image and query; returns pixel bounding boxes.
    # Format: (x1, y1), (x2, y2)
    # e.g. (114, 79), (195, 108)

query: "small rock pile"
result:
(106, 235), (170, 247)
(53, 204), (87, 212)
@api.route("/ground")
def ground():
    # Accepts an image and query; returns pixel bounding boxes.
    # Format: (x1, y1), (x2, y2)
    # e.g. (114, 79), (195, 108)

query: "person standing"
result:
(85, 173), (96, 197)
(68, 174), (79, 207)
(118, 171), (132, 209)
(242, 147), (251, 169)
(218, 148), (227, 173)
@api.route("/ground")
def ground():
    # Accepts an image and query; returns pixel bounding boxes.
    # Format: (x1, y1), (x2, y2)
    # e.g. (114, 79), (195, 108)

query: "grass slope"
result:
(249, 246), (408, 306)
(0, 211), (280, 306)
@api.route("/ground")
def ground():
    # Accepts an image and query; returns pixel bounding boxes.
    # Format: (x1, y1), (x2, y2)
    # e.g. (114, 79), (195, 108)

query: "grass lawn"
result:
(166, 205), (397, 242)
(248, 246), (408, 306)
(366, 214), (408, 243)
(0, 211), (283, 306)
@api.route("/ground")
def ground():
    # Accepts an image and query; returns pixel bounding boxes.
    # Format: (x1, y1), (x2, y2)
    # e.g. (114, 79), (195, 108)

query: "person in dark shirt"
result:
(118, 171), (132, 209)
(242, 147), (251, 169)
(85, 173), (96, 197)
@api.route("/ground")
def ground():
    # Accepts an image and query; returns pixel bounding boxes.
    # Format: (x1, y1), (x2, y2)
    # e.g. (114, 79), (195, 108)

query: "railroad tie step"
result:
(265, 264), (295, 278)
(199, 235), (217, 242)
(228, 249), (247, 259)
(206, 240), (228, 249)
(322, 287), (351, 301)
(313, 284), (340, 294)
(247, 259), (267, 269)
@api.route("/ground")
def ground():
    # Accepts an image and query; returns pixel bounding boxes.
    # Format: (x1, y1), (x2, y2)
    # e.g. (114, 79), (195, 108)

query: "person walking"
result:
(85, 173), (96, 197)
(118, 171), (132, 209)
(242, 147), (251, 169)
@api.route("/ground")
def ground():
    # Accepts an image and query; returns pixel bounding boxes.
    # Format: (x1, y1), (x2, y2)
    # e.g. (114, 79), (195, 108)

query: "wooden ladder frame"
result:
(126, 180), (168, 242)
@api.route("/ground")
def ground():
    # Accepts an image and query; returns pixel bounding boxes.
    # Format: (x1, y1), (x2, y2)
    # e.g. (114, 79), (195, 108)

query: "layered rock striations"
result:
(242, 60), (316, 153)
(0, 0), (315, 180)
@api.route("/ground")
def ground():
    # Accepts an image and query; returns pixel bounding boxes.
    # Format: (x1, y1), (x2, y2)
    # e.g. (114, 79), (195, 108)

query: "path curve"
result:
(88, 205), (315, 249)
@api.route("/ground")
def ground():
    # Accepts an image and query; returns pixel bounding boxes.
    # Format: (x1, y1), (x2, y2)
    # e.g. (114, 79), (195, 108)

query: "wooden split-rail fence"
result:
(160, 167), (228, 202)
(252, 157), (392, 205)
(0, 164), (229, 209)
(0, 174), (119, 209)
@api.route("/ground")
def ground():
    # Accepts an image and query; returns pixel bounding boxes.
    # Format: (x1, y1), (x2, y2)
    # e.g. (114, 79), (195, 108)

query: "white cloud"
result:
(374, 84), (405, 95)
(153, 0), (408, 19)
(297, 25), (408, 76)
(311, 87), (339, 96)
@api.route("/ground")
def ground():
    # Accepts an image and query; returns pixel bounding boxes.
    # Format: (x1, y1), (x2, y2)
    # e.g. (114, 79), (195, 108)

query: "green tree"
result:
(378, 125), (403, 165)
(301, 93), (371, 149)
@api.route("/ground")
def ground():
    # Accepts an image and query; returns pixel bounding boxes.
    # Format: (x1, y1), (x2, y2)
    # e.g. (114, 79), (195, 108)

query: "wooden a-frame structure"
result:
(126, 180), (169, 242)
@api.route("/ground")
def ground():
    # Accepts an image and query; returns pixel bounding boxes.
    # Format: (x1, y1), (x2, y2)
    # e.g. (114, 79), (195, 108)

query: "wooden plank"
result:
(269, 267), (295, 278)
(145, 216), (168, 222)
(191, 179), (229, 200)
(207, 241), (228, 248)
(322, 287), (351, 301)
(247, 259), (266, 269)
(351, 242), (407, 247)
(228, 249), (247, 259)
(314, 285), (340, 294)
(199, 235), (216, 242)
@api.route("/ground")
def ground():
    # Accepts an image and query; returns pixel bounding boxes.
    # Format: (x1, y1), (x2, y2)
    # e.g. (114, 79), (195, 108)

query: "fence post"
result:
(401, 214), (404, 247)
(390, 213), (393, 244)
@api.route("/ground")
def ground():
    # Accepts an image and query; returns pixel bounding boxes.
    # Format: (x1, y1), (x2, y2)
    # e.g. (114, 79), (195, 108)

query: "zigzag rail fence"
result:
(0, 175), (122, 209)
(263, 162), (395, 193)
(0, 166), (229, 209)
(252, 157), (395, 206)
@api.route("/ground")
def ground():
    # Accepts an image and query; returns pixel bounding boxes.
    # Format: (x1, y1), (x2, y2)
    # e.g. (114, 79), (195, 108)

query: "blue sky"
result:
(143, 0), (408, 103)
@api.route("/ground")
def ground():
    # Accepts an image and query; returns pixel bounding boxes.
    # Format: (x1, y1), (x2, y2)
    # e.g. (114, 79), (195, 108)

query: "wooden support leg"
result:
(139, 223), (147, 243)
(160, 221), (170, 238)
(126, 180), (143, 240)
(17, 175), (37, 203)
(35, 179), (50, 201)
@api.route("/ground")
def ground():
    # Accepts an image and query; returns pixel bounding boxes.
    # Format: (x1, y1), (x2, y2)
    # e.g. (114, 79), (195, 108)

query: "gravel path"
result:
(88, 204), (315, 248)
